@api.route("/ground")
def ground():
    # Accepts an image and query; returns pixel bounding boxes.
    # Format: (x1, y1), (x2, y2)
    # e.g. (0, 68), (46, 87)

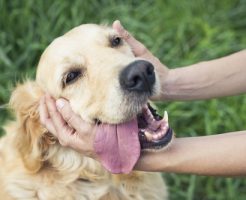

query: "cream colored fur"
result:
(0, 24), (168, 200)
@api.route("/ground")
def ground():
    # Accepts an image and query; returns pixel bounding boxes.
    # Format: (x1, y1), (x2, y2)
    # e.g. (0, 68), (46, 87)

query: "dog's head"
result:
(10, 24), (172, 173)
(36, 24), (159, 124)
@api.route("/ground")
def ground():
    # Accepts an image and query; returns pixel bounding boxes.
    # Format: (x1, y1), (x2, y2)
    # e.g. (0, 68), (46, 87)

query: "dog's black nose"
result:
(119, 60), (155, 93)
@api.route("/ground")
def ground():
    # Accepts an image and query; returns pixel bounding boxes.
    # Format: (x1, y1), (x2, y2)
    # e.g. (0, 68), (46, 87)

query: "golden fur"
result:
(0, 24), (168, 200)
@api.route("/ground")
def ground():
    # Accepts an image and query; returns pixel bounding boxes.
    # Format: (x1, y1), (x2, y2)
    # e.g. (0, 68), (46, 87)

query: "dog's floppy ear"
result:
(9, 81), (55, 173)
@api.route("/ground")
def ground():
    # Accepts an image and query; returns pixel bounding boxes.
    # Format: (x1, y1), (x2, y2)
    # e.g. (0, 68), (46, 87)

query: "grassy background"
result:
(0, 0), (246, 199)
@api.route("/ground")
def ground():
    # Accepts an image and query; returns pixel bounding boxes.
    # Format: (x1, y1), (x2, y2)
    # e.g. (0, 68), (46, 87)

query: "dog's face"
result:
(36, 24), (159, 124)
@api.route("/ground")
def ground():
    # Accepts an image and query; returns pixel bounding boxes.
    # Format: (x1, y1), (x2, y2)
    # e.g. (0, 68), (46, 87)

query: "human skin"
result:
(112, 21), (246, 101)
(40, 20), (246, 176)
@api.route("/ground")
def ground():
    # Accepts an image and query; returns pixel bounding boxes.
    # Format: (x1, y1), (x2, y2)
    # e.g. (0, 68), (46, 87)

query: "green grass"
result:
(0, 0), (246, 199)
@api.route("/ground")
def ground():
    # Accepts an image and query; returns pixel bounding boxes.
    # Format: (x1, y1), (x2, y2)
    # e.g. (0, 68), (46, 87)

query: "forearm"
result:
(161, 50), (246, 101)
(135, 131), (246, 176)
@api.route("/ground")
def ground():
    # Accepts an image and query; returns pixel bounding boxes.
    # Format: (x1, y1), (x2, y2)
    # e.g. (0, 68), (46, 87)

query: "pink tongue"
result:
(94, 119), (140, 174)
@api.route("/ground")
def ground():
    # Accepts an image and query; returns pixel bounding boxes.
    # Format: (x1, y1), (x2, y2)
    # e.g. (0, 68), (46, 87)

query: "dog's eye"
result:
(65, 70), (81, 84)
(111, 36), (122, 47)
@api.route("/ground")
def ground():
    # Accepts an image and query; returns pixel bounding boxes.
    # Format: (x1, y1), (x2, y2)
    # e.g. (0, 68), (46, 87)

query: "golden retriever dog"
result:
(0, 24), (173, 200)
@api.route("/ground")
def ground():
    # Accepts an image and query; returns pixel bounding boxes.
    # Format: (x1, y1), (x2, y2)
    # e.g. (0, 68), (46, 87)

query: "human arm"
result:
(113, 20), (246, 101)
(162, 50), (246, 100)
(135, 131), (246, 176)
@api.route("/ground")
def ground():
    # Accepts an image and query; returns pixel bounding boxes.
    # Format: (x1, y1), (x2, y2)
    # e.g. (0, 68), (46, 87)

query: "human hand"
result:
(39, 94), (97, 159)
(112, 20), (169, 100)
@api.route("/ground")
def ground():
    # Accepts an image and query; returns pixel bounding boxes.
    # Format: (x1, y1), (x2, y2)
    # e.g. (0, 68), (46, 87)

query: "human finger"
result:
(45, 94), (75, 139)
(39, 95), (56, 134)
(112, 20), (149, 57)
(56, 98), (93, 133)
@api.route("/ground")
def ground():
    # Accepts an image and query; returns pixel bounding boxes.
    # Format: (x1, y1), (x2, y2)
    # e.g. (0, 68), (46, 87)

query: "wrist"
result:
(147, 55), (170, 101)
(134, 146), (173, 172)
(153, 67), (173, 101)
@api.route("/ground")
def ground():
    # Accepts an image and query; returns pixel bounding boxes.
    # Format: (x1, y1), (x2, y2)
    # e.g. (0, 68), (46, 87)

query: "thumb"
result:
(56, 98), (93, 133)
(56, 99), (83, 130)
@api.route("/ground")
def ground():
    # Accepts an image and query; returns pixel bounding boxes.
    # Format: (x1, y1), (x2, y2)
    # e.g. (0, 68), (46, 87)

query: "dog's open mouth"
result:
(137, 103), (173, 150)
(94, 103), (172, 174)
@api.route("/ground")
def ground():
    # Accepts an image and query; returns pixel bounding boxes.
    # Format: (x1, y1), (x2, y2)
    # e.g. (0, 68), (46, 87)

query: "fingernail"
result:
(114, 20), (124, 31)
(56, 99), (66, 110)
(118, 21), (124, 30)
(116, 20), (121, 26)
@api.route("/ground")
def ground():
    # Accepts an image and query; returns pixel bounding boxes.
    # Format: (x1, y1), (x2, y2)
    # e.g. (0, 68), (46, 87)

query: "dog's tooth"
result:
(144, 131), (153, 141)
(163, 111), (168, 121)
(157, 133), (163, 139)
(152, 134), (159, 140)
(163, 111), (168, 122)
(162, 125), (167, 132)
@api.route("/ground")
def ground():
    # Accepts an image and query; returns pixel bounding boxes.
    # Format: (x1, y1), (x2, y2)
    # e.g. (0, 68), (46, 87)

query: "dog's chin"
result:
(94, 103), (173, 151)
